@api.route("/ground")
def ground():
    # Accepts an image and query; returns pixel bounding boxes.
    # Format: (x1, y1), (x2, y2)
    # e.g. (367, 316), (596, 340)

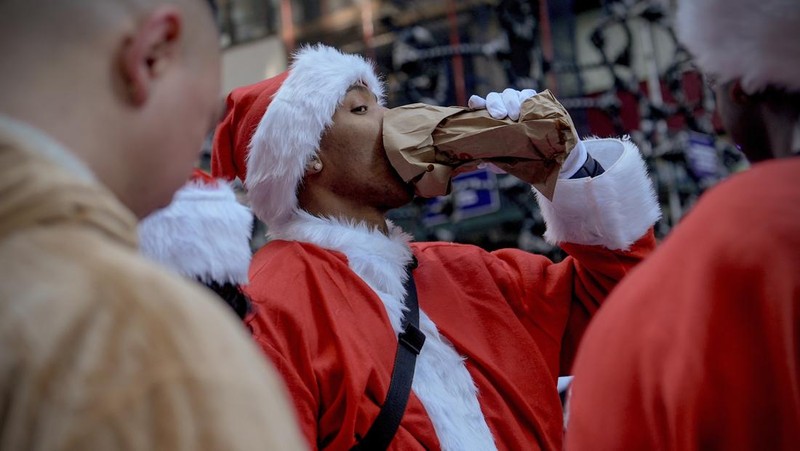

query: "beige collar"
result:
(0, 115), (95, 182)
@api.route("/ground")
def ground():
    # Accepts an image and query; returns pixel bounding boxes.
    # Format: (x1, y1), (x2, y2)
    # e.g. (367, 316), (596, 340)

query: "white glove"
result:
(468, 88), (537, 121)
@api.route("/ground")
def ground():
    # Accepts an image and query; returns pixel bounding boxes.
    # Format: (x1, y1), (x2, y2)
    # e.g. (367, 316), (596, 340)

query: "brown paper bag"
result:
(383, 90), (578, 200)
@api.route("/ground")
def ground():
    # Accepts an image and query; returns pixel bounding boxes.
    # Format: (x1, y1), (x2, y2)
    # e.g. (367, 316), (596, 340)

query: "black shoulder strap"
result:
(352, 257), (425, 450)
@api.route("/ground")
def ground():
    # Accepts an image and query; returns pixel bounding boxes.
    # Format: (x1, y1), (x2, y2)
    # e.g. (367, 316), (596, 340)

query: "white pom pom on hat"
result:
(138, 168), (254, 285)
(211, 44), (385, 229)
(675, 0), (800, 94)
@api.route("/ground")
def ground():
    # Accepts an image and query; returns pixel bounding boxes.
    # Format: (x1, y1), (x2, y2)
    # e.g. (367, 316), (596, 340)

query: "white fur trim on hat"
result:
(138, 180), (254, 285)
(534, 138), (661, 250)
(245, 44), (385, 228)
(676, 0), (800, 93)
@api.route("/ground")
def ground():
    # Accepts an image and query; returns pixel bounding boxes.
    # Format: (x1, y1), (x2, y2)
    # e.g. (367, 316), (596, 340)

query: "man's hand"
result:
(468, 87), (602, 181)
(468, 88), (537, 121)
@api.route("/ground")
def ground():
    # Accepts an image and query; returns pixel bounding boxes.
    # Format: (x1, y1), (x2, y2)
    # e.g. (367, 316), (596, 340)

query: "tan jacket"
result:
(0, 118), (307, 450)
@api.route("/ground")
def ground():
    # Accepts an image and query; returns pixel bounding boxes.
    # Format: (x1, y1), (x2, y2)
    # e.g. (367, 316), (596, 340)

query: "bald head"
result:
(0, 0), (215, 46)
(0, 0), (222, 218)
(0, 0), (217, 86)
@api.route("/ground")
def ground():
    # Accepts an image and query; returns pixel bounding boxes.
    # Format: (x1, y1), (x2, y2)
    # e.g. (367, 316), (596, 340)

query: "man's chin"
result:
(380, 185), (414, 211)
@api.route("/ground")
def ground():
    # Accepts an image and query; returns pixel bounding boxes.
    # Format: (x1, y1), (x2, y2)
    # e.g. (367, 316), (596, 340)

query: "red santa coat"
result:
(247, 138), (661, 450)
(565, 157), (800, 450)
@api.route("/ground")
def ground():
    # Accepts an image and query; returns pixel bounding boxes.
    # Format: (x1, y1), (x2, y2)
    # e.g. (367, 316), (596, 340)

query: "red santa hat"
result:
(138, 168), (254, 285)
(212, 44), (385, 228)
(675, 0), (800, 94)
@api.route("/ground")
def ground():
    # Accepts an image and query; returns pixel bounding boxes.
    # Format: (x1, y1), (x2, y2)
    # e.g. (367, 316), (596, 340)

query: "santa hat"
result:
(675, 0), (800, 94)
(138, 168), (254, 285)
(212, 44), (384, 228)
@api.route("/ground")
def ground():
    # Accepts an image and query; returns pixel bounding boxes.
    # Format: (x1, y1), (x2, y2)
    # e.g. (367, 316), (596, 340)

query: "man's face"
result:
(316, 84), (414, 212)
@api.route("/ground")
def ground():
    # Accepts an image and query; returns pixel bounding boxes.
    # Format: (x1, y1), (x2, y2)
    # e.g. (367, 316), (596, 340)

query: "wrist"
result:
(559, 140), (588, 178)
(569, 153), (605, 179)
(560, 140), (606, 179)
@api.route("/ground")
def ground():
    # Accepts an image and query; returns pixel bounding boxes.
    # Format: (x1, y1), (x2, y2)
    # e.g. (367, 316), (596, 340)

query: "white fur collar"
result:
(268, 210), (414, 332)
(268, 211), (497, 450)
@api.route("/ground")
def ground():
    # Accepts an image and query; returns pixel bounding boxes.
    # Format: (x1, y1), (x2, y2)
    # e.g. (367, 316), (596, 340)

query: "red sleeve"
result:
(487, 229), (656, 376)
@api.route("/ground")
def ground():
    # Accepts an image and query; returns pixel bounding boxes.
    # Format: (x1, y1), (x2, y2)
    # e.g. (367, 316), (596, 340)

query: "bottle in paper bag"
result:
(382, 90), (578, 200)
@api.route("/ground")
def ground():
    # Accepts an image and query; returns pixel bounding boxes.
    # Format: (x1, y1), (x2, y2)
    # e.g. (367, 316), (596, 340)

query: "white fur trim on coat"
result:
(246, 44), (385, 229)
(534, 138), (660, 250)
(675, 0), (800, 93)
(270, 212), (497, 451)
(139, 180), (254, 285)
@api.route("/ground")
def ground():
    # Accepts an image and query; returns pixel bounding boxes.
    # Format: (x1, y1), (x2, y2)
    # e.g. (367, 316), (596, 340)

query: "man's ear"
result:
(304, 155), (324, 176)
(119, 6), (183, 106)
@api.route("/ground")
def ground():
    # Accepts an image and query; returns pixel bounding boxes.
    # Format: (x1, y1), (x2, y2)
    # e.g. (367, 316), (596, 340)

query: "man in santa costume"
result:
(212, 44), (660, 450)
(565, 0), (800, 449)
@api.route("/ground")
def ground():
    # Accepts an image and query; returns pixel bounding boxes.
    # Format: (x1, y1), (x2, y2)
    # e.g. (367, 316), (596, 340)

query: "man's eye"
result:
(351, 105), (368, 114)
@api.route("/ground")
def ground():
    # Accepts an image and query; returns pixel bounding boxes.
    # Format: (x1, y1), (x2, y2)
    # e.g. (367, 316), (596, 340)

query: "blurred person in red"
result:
(564, 0), (800, 449)
(212, 44), (661, 450)
(0, 0), (305, 448)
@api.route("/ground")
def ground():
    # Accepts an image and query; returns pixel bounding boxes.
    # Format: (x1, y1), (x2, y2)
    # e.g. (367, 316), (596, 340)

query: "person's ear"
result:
(118, 6), (183, 106)
(305, 155), (324, 175)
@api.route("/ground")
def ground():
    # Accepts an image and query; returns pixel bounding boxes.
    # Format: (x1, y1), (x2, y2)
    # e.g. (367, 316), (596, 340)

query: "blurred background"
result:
(205, 0), (748, 259)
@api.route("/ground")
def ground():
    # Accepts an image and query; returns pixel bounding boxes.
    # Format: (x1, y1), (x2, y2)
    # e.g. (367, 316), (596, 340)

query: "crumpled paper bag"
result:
(383, 90), (578, 200)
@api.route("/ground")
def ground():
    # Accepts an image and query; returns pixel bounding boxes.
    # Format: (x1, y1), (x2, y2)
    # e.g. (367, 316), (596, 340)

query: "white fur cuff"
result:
(534, 138), (660, 250)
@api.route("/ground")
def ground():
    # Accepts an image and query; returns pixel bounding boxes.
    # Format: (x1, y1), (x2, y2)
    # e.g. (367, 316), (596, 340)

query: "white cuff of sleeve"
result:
(534, 137), (661, 250)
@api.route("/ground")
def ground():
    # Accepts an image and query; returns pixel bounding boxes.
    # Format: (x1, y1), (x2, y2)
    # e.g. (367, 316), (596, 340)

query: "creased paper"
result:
(383, 90), (578, 200)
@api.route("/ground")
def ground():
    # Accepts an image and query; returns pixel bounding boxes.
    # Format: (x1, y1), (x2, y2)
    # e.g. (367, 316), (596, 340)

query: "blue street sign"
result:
(685, 131), (721, 182)
(423, 167), (501, 226)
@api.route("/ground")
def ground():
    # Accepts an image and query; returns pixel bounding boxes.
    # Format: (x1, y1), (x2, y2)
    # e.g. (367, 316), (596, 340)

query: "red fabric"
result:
(565, 158), (800, 450)
(212, 71), (290, 182)
(246, 233), (655, 450)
